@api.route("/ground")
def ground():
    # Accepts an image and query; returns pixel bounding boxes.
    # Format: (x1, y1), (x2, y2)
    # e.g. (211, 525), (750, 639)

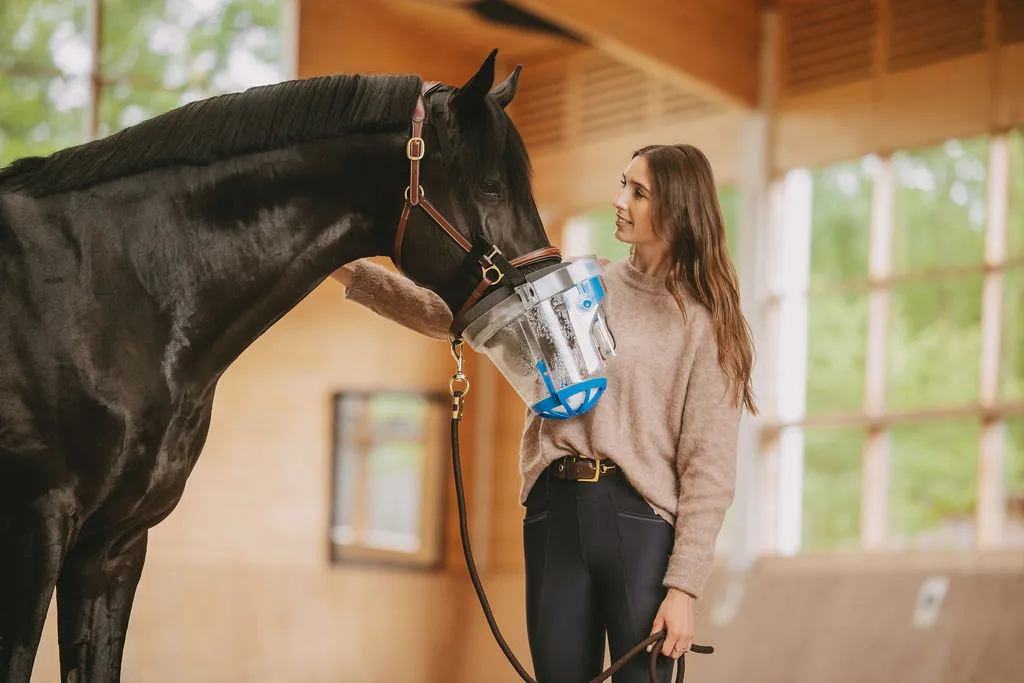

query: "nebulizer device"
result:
(453, 256), (615, 419)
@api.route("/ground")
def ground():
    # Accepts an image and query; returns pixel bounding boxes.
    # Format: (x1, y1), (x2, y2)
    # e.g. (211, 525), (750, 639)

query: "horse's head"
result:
(389, 49), (561, 329)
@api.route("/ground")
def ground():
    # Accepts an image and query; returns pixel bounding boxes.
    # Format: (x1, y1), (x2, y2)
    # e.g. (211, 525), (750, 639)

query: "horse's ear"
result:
(490, 65), (522, 109)
(452, 49), (498, 116)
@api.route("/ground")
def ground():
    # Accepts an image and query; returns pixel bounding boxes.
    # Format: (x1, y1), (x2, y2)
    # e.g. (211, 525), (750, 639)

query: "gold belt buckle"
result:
(578, 456), (602, 482)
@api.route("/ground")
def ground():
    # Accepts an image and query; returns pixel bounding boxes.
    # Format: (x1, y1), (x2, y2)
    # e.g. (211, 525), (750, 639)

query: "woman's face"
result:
(612, 155), (660, 249)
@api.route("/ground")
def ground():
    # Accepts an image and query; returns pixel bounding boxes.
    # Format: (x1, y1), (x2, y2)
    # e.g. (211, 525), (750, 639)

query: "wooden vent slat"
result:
(784, 0), (876, 95)
(514, 66), (568, 152)
(999, 0), (1024, 43)
(788, 2), (876, 36)
(788, 34), (876, 71)
(662, 87), (719, 122)
(579, 57), (647, 138)
(889, 0), (985, 72)
(786, 0), (874, 27)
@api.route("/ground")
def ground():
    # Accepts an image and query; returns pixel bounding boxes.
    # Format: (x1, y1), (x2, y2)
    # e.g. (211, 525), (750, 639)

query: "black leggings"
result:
(522, 464), (676, 683)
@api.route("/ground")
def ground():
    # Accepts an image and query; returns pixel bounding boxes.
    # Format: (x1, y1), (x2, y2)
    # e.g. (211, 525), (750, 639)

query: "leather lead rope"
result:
(447, 339), (713, 683)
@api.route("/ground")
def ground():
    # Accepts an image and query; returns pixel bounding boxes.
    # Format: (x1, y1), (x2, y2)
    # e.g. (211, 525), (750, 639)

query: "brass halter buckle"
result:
(406, 136), (425, 161)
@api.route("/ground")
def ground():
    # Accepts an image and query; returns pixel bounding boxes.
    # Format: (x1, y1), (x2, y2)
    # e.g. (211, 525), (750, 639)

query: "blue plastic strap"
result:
(530, 376), (607, 420)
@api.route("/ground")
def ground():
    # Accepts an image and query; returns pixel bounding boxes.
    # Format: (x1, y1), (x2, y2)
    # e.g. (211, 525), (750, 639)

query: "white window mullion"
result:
(753, 180), (787, 558)
(978, 133), (1010, 548)
(732, 7), (781, 568)
(281, 0), (301, 81)
(86, 0), (102, 141)
(774, 169), (812, 555)
(862, 155), (894, 551)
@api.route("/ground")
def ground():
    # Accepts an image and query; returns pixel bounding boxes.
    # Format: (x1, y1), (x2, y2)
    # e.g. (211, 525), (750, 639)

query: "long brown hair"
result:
(633, 144), (757, 415)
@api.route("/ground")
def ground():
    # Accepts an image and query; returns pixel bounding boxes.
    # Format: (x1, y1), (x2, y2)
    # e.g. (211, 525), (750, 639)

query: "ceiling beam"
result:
(507, 0), (760, 108)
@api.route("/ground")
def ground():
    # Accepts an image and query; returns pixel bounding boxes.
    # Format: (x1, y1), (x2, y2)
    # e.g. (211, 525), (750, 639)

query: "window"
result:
(1009, 129), (1024, 258)
(888, 419), (979, 550)
(1, 0), (290, 166)
(0, 0), (90, 164)
(887, 274), (983, 411)
(778, 131), (1024, 553)
(802, 427), (863, 552)
(1006, 132), (1024, 403)
(806, 291), (868, 414)
(330, 392), (448, 568)
(1008, 419), (1024, 546)
(1006, 267), (1024, 402)
(892, 137), (988, 272)
(718, 184), (741, 260)
(809, 157), (874, 288)
(804, 157), (876, 416)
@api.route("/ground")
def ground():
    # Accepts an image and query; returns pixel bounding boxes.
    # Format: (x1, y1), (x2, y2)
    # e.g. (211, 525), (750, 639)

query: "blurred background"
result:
(4, 0), (1022, 681)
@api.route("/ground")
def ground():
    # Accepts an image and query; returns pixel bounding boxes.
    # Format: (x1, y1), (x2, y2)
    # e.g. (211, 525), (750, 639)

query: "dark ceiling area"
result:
(466, 0), (586, 43)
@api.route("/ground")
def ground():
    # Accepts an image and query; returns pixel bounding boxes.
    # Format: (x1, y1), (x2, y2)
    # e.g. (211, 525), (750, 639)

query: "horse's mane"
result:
(0, 73), (423, 197)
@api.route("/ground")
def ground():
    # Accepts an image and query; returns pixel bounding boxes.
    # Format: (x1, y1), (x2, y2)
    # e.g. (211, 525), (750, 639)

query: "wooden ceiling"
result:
(361, 1), (760, 109)
(379, 0), (584, 65)
(508, 0), (760, 107)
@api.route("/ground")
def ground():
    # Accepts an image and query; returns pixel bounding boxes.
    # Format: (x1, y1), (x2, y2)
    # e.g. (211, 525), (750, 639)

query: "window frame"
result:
(767, 130), (1024, 554)
(328, 390), (450, 571)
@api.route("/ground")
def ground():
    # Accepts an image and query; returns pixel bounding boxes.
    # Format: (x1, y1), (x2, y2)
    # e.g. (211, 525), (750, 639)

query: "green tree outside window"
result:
(1, 0), (286, 166)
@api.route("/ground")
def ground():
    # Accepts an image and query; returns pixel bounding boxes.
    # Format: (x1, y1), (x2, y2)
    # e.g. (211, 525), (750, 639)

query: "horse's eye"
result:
(479, 180), (502, 198)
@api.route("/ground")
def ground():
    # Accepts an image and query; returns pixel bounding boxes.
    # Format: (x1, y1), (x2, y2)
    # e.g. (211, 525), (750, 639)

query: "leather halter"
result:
(392, 81), (562, 331)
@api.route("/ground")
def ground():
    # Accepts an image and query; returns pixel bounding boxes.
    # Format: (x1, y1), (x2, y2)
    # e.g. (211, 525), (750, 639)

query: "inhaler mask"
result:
(457, 256), (615, 420)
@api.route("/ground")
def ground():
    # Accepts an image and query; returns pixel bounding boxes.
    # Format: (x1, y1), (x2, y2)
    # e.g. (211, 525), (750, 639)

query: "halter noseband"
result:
(392, 81), (561, 330)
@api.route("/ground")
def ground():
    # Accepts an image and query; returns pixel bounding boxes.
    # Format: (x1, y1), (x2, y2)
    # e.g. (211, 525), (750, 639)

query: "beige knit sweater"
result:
(342, 258), (740, 599)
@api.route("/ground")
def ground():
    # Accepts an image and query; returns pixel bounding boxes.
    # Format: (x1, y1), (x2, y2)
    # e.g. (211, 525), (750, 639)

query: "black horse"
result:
(0, 50), (558, 683)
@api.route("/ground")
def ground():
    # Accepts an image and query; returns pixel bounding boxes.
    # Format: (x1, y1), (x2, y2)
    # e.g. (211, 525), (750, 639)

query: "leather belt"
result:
(551, 455), (618, 482)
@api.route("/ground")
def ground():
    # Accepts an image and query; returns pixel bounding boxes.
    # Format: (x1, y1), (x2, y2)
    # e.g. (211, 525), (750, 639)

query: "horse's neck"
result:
(114, 135), (405, 386)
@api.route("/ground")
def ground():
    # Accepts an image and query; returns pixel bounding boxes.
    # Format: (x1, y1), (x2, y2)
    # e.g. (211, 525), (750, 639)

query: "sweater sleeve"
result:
(342, 260), (453, 341)
(662, 320), (741, 599)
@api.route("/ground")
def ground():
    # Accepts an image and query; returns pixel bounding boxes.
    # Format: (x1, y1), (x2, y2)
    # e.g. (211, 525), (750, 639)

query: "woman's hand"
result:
(649, 587), (695, 659)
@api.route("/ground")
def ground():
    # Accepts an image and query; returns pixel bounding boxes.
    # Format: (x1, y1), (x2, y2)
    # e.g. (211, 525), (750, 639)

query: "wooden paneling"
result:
(1001, 0), (1024, 43)
(300, 0), (580, 83)
(782, 0), (877, 95)
(774, 0), (1024, 172)
(35, 564), (463, 683)
(888, 0), (986, 73)
(775, 45), (1024, 173)
(299, 0), (485, 83)
(512, 0), (760, 107)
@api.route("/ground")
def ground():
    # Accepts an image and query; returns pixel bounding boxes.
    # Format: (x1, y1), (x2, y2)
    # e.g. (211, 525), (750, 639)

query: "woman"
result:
(332, 144), (756, 682)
